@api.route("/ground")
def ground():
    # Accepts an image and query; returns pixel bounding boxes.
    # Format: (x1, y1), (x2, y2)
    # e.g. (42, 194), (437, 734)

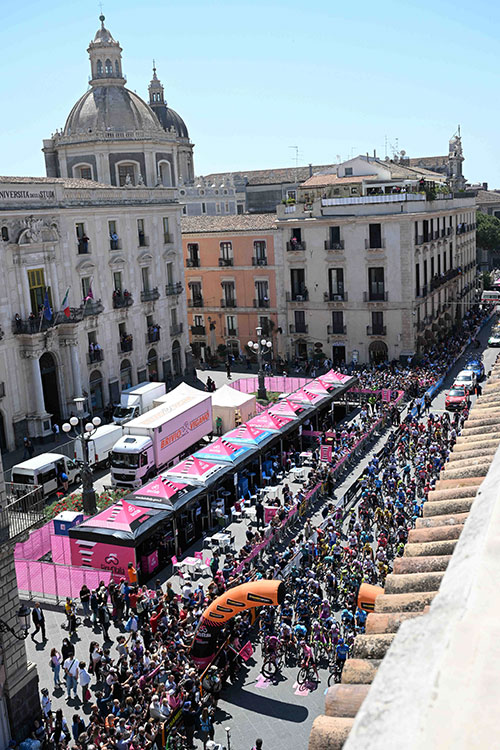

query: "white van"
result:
(74, 424), (123, 467)
(481, 290), (500, 303)
(11, 453), (81, 498)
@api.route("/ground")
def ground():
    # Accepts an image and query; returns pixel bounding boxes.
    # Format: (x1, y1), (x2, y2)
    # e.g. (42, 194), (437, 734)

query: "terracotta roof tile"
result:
(181, 214), (277, 233)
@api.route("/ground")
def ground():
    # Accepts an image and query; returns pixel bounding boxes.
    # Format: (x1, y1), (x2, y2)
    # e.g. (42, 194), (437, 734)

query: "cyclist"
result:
(294, 623), (307, 641)
(355, 607), (367, 632)
(335, 638), (350, 674)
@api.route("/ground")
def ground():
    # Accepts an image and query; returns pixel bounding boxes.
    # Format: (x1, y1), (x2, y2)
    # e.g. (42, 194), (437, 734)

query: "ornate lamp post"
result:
(248, 325), (272, 400)
(0, 605), (30, 640)
(62, 396), (101, 515)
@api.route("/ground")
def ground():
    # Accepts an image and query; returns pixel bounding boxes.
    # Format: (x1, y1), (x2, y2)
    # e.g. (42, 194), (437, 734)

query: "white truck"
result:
(112, 382), (166, 425)
(110, 382), (213, 490)
(74, 423), (123, 467)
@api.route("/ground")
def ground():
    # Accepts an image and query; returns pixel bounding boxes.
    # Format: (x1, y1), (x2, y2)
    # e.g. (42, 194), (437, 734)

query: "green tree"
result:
(477, 211), (500, 251)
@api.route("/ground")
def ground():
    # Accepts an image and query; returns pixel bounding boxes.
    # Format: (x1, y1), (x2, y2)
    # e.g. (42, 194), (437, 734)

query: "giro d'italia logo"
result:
(105, 553), (119, 565)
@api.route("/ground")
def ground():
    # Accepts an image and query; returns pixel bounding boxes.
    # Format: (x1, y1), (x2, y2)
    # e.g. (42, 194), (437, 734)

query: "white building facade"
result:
(279, 157), (477, 365)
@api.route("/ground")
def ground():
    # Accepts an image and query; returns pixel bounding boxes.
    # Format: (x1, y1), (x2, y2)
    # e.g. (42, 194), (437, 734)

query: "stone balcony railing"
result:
(0, 484), (44, 544)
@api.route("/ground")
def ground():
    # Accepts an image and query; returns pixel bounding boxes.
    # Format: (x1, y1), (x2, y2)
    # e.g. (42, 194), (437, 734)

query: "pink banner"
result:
(70, 538), (136, 580)
(15, 559), (112, 599)
(320, 445), (333, 462)
(264, 506), (279, 524)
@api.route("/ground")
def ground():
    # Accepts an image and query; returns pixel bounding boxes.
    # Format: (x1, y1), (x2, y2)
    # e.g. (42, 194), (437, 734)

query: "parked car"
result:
(488, 331), (500, 347)
(453, 370), (476, 392)
(445, 387), (470, 411)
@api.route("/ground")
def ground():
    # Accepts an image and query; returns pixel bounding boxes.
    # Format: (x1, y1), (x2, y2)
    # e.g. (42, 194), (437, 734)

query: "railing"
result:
(367, 325), (387, 335)
(140, 287), (160, 302)
(146, 328), (160, 344)
(284, 205), (296, 213)
(87, 349), (103, 365)
(325, 240), (344, 250)
(188, 297), (204, 307)
(118, 337), (133, 353)
(13, 301), (104, 334)
(322, 192), (452, 207)
(0, 484), (44, 544)
(218, 258), (234, 266)
(324, 291), (347, 302)
(113, 294), (133, 309)
(433, 230), (440, 240)
(221, 298), (237, 308)
(286, 241), (306, 251)
(191, 325), (206, 335)
(224, 328), (238, 337)
(286, 291), (309, 302)
(289, 324), (309, 334)
(364, 291), (388, 302)
(77, 239), (90, 254)
(252, 257), (268, 266)
(165, 282), (183, 296)
(186, 258), (200, 268)
(138, 234), (149, 247)
(253, 298), (270, 308)
(170, 323), (183, 336)
(327, 324), (346, 335)
(365, 238), (385, 250)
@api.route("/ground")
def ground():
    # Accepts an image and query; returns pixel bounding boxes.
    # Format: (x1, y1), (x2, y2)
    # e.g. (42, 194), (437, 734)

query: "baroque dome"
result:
(64, 86), (163, 136)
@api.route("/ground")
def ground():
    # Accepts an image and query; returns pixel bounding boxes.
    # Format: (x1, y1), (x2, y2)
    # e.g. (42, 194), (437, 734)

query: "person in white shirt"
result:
(63, 656), (79, 699)
(41, 687), (52, 717)
(77, 661), (91, 702)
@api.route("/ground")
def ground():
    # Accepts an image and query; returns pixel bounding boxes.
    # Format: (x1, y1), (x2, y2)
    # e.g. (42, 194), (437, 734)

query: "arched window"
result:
(159, 161), (172, 187)
(147, 348), (158, 381)
(89, 370), (104, 411)
(120, 359), (133, 390)
(96, 60), (103, 76)
(105, 59), (113, 76)
(115, 60), (120, 77)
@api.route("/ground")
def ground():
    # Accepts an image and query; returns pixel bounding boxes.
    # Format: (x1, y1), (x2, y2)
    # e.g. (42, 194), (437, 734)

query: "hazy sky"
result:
(3, 0), (499, 185)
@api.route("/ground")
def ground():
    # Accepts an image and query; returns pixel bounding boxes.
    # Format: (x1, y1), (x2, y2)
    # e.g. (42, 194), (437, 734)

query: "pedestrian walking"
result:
(31, 601), (46, 641)
(63, 655), (79, 700)
(226, 359), (232, 379)
(50, 647), (63, 686)
(255, 498), (265, 530)
(23, 436), (34, 459)
(52, 422), (60, 441)
(78, 661), (92, 702)
(98, 604), (111, 640)
(80, 584), (91, 619)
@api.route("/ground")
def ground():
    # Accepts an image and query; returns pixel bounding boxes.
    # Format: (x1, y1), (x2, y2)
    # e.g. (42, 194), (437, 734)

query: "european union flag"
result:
(43, 290), (52, 321)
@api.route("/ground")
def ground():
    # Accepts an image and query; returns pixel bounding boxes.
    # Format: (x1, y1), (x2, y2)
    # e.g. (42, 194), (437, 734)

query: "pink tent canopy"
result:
(132, 476), (187, 503)
(303, 379), (331, 395)
(288, 388), (323, 404)
(82, 499), (154, 532)
(321, 369), (352, 384)
(163, 455), (226, 484)
(226, 424), (269, 442)
(268, 399), (304, 417)
(247, 411), (295, 432)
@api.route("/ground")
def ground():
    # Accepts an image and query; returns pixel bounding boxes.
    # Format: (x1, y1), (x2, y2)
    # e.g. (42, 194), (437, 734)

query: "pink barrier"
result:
(15, 558), (112, 600)
(15, 523), (52, 561)
(230, 377), (310, 395)
(51, 533), (72, 564)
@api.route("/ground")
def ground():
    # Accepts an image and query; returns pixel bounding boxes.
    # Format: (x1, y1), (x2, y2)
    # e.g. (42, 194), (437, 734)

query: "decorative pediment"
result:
(76, 258), (96, 273)
(108, 254), (126, 269)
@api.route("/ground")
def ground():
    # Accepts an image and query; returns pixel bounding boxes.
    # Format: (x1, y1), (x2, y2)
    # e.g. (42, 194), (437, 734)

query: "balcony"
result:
(221, 298), (237, 308)
(170, 323), (183, 336)
(365, 238), (386, 250)
(188, 296), (204, 308)
(109, 237), (121, 251)
(447, 226), (452, 236)
(87, 349), (103, 366)
(252, 256), (268, 266)
(219, 258), (234, 267)
(327, 324), (346, 335)
(146, 327), (161, 344)
(286, 290), (309, 302)
(289, 324), (309, 334)
(138, 234), (149, 247)
(186, 257), (200, 268)
(224, 327), (238, 337)
(13, 300), (104, 334)
(364, 291), (388, 302)
(287, 241), (306, 251)
(77, 238), (90, 254)
(433, 230), (440, 240)
(367, 325), (387, 336)
(164, 233), (172, 244)
(141, 287), (160, 303)
(325, 240), (345, 250)
(113, 293), (133, 309)
(118, 336), (133, 353)
(165, 282), (183, 296)
(253, 298), (270, 308)
(415, 235), (424, 245)
(441, 228), (447, 238)
(1, 483), (44, 544)
(324, 291), (348, 302)
(191, 325), (206, 336)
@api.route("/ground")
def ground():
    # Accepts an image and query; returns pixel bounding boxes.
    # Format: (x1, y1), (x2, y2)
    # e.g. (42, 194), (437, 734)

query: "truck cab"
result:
(110, 435), (155, 489)
(113, 398), (140, 425)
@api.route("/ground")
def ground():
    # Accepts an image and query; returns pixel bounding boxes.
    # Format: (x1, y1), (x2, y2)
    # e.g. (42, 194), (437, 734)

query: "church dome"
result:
(63, 86), (164, 136)
(154, 106), (189, 139)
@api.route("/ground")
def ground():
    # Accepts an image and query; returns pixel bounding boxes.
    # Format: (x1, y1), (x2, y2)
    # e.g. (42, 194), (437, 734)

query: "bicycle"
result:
(327, 660), (343, 686)
(262, 648), (284, 679)
(297, 661), (319, 687)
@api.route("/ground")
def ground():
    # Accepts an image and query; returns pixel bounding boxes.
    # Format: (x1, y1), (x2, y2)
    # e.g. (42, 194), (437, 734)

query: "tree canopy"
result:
(477, 211), (500, 250)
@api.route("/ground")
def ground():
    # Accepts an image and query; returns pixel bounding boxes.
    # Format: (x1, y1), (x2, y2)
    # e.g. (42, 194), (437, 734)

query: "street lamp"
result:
(62, 396), (101, 515)
(0, 605), (31, 640)
(248, 325), (272, 400)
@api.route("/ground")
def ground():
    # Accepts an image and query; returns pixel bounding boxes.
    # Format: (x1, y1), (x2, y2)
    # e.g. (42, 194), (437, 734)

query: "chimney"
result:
(309, 163), (313, 177)
(374, 149), (377, 158)
(366, 152), (370, 162)
(483, 182), (488, 190)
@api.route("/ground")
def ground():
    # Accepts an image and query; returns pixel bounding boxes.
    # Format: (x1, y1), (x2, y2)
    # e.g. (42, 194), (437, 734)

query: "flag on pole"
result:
(84, 279), (94, 303)
(238, 641), (254, 662)
(61, 288), (70, 318)
(43, 290), (52, 321)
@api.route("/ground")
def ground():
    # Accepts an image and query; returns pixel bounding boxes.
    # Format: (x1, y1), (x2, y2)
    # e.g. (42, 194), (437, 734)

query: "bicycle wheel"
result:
(297, 667), (308, 686)
(307, 665), (319, 685)
(262, 660), (278, 679)
(314, 642), (328, 666)
(327, 669), (335, 687)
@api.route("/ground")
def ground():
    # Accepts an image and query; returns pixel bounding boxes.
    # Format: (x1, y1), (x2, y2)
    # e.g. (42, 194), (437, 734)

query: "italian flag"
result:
(61, 288), (70, 318)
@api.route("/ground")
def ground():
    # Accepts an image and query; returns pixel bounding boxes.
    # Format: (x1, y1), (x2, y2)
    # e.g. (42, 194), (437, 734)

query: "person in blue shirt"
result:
(336, 639), (350, 666)
(355, 607), (367, 632)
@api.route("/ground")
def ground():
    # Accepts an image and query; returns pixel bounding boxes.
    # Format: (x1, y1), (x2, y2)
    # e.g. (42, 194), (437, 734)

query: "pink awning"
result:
(247, 412), (295, 432)
(288, 388), (323, 404)
(321, 369), (352, 384)
(268, 399), (303, 417)
(133, 476), (187, 502)
(303, 379), (331, 395)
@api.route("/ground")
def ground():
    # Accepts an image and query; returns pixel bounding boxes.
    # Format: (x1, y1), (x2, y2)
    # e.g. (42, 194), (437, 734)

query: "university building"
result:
(0, 16), (191, 448)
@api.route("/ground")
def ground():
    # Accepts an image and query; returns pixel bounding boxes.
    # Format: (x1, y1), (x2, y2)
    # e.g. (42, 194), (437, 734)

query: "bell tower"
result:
(88, 14), (126, 86)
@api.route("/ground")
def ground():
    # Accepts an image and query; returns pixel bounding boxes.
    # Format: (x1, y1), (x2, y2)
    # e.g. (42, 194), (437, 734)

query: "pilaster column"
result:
(70, 344), (83, 397)
(28, 354), (45, 415)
